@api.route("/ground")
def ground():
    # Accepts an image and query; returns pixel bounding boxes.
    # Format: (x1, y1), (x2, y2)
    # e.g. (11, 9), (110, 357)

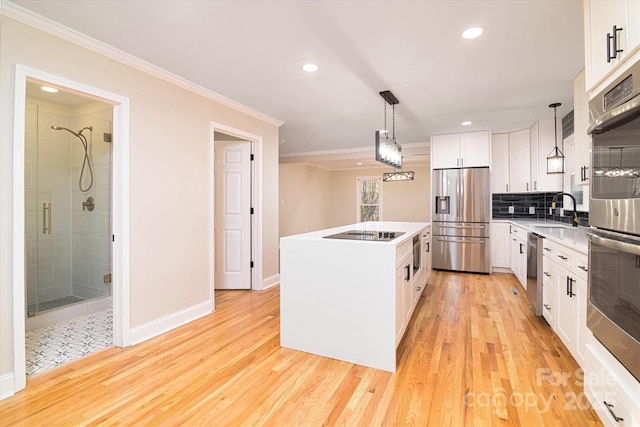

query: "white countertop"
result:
(493, 218), (588, 254)
(281, 221), (430, 247)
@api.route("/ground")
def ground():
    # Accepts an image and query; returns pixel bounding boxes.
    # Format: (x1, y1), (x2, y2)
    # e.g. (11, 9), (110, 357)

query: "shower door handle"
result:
(43, 202), (51, 234)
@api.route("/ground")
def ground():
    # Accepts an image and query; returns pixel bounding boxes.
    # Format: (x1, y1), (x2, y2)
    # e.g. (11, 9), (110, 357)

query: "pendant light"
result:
(375, 91), (402, 169)
(546, 102), (564, 174)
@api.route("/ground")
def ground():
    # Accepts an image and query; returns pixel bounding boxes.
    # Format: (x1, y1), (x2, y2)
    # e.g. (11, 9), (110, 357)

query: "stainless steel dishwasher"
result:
(526, 233), (543, 316)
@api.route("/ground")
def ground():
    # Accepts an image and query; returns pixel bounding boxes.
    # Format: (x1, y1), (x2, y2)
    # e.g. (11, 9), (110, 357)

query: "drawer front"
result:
(574, 251), (588, 281)
(396, 240), (412, 264)
(554, 244), (573, 270)
(542, 285), (555, 327)
(542, 239), (556, 260)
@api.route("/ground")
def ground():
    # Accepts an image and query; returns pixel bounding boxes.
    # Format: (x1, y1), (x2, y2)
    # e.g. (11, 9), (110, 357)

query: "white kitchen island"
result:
(280, 221), (430, 372)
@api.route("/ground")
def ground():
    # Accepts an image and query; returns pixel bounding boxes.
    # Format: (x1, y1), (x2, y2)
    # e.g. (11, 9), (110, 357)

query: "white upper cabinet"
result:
(431, 131), (490, 169)
(584, 0), (640, 91)
(508, 129), (531, 193)
(573, 70), (591, 185)
(491, 133), (509, 194)
(531, 119), (563, 192)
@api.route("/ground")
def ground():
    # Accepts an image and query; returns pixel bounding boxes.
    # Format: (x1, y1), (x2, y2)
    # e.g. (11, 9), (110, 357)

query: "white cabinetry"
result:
(573, 70), (591, 186)
(508, 129), (531, 193)
(431, 131), (490, 169)
(542, 238), (588, 369)
(585, 337), (640, 427)
(509, 224), (527, 289)
(490, 222), (511, 270)
(584, 0), (640, 91)
(491, 134), (510, 194)
(530, 120), (563, 192)
(395, 249), (413, 346)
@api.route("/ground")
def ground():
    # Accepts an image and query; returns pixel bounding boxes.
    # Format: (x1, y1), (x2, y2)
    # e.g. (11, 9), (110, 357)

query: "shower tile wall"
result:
(72, 110), (112, 299)
(25, 100), (74, 307)
(26, 98), (111, 309)
(492, 192), (589, 227)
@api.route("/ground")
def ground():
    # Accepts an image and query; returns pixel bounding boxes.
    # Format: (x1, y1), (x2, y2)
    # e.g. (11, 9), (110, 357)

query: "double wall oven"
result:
(587, 59), (640, 383)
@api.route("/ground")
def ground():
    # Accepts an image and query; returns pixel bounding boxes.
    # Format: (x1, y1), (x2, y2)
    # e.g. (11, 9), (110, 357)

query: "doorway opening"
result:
(211, 123), (262, 294)
(12, 64), (131, 393)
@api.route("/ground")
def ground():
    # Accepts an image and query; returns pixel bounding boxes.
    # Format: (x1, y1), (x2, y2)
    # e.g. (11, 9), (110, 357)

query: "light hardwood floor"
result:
(0, 271), (602, 426)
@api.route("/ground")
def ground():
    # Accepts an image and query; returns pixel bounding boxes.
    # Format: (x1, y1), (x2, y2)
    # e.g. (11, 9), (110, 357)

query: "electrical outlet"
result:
(508, 206), (514, 214)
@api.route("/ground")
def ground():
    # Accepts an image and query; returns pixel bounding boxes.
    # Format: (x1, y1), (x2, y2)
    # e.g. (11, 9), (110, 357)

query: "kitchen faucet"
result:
(551, 192), (579, 227)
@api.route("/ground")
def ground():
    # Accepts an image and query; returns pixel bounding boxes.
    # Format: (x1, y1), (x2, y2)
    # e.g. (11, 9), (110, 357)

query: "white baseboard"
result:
(0, 373), (15, 401)
(491, 267), (512, 274)
(262, 274), (280, 290)
(129, 300), (212, 346)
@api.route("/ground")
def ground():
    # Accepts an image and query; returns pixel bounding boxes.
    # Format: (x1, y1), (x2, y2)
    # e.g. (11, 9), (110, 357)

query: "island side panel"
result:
(280, 238), (397, 372)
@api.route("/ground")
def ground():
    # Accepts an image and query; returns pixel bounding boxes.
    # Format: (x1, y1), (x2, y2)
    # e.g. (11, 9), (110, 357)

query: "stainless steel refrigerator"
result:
(432, 167), (490, 273)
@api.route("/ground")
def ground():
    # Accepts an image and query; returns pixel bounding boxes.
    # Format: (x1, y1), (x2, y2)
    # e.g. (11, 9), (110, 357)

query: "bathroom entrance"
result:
(25, 80), (113, 319)
(11, 64), (130, 394)
(23, 79), (114, 374)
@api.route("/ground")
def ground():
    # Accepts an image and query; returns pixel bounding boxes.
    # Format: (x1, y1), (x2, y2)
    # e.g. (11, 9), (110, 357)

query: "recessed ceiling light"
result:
(41, 86), (58, 93)
(302, 63), (319, 72)
(461, 121), (472, 126)
(462, 27), (484, 39)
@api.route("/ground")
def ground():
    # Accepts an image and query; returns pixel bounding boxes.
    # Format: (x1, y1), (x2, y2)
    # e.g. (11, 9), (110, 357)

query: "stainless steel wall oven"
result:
(587, 59), (640, 383)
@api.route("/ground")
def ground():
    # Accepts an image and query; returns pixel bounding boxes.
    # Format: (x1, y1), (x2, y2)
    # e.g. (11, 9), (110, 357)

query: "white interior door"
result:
(215, 140), (251, 289)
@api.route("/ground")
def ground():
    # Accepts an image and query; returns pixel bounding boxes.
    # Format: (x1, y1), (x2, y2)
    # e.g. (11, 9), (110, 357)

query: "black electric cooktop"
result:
(323, 230), (405, 242)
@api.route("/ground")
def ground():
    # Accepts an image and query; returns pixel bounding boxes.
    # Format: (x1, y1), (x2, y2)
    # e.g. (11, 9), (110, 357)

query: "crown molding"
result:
(1, 1), (284, 127)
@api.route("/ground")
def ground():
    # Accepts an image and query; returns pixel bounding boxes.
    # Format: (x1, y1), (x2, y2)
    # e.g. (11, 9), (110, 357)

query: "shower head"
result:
(51, 125), (93, 137)
(51, 125), (80, 137)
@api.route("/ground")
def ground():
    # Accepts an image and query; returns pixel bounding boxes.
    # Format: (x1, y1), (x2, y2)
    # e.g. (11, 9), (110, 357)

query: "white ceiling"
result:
(9, 0), (585, 168)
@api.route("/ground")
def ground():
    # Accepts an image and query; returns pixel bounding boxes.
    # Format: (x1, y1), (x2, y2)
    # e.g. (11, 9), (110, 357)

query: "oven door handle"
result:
(588, 232), (640, 256)
(588, 93), (640, 135)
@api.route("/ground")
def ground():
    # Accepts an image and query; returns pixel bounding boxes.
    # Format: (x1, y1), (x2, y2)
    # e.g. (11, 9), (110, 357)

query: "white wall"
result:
(279, 163), (431, 237)
(0, 15), (280, 389)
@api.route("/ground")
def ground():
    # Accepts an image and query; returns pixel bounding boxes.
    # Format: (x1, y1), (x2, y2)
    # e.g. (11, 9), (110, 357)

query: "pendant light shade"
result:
(547, 102), (564, 174)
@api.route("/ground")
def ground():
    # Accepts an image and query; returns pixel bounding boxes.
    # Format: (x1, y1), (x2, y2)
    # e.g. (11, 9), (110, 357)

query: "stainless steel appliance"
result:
(587, 59), (640, 382)
(412, 234), (421, 273)
(432, 167), (490, 273)
(323, 230), (405, 241)
(526, 233), (543, 316)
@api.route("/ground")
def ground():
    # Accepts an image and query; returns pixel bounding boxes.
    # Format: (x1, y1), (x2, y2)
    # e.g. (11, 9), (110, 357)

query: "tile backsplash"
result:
(492, 192), (589, 227)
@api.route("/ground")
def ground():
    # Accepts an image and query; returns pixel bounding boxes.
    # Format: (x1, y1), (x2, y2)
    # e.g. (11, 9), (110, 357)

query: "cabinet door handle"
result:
(405, 265), (411, 282)
(425, 242), (430, 253)
(543, 272), (551, 277)
(543, 247), (551, 252)
(519, 243), (524, 254)
(607, 31), (613, 63)
(557, 255), (568, 261)
(578, 265), (588, 272)
(607, 25), (624, 62)
(526, 182), (529, 192)
(506, 183), (509, 192)
(534, 181), (538, 191)
(604, 401), (624, 423)
(416, 287), (421, 292)
(567, 277), (575, 297)
(566, 276), (570, 296)
(543, 304), (551, 310)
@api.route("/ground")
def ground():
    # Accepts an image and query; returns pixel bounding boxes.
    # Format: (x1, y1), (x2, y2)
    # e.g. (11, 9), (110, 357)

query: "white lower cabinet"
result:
(542, 238), (588, 369)
(585, 338), (640, 427)
(395, 251), (413, 346)
(490, 222), (510, 270)
(509, 225), (527, 289)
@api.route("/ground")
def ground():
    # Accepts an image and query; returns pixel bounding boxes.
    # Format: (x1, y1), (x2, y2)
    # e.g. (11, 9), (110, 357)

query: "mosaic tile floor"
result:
(25, 309), (113, 376)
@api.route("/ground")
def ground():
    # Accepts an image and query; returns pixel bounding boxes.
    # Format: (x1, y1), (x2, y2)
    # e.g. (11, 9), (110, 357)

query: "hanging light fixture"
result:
(375, 91), (402, 169)
(547, 102), (564, 174)
(383, 170), (415, 182)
